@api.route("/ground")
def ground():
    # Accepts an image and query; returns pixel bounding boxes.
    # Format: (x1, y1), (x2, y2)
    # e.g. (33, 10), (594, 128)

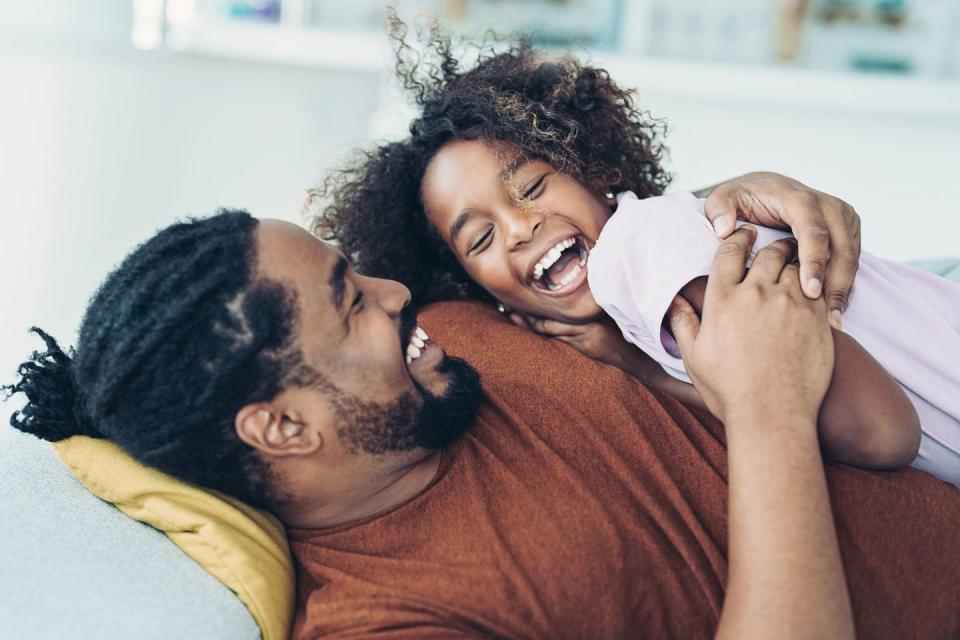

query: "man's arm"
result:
(669, 229), (855, 640)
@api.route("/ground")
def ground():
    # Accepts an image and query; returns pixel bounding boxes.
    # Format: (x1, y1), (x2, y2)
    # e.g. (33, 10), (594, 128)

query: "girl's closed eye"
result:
(468, 226), (493, 256)
(521, 174), (548, 200)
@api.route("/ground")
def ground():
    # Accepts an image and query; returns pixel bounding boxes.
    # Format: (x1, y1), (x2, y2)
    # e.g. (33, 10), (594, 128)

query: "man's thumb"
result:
(703, 191), (737, 237)
(667, 295), (700, 359)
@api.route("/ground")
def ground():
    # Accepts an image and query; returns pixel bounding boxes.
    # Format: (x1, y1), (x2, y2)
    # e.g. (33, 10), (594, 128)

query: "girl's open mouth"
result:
(530, 235), (589, 296)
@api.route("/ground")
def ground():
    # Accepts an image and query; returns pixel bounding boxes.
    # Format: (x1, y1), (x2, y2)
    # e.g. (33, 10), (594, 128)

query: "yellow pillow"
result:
(54, 436), (294, 640)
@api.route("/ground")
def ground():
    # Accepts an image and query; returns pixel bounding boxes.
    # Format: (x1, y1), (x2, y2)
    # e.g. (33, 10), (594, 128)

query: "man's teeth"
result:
(532, 237), (576, 280)
(406, 326), (430, 365)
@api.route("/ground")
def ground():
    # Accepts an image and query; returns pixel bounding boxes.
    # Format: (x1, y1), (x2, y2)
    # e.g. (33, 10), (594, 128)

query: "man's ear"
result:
(235, 401), (323, 457)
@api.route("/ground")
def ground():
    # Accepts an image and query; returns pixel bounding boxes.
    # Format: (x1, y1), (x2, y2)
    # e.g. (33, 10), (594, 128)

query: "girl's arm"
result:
(818, 330), (920, 468)
(519, 279), (921, 470)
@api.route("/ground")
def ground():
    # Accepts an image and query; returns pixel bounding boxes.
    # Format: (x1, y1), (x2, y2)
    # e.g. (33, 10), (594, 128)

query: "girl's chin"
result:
(542, 303), (606, 325)
(502, 289), (604, 325)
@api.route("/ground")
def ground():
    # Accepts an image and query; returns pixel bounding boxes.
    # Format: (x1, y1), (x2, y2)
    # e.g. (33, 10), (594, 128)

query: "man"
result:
(7, 211), (960, 638)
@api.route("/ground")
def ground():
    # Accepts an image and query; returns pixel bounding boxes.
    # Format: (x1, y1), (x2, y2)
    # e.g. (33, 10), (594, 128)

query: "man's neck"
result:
(278, 449), (445, 530)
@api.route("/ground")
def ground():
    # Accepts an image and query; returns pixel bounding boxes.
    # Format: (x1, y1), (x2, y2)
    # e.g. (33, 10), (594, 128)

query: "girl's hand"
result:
(703, 171), (860, 327)
(507, 312), (634, 369)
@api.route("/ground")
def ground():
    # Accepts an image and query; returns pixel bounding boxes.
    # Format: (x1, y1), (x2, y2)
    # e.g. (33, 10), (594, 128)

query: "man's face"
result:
(255, 220), (480, 454)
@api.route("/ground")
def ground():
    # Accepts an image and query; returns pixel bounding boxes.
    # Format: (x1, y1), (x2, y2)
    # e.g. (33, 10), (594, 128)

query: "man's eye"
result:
(469, 228), (493, 255)
(521, 175), (545, 199)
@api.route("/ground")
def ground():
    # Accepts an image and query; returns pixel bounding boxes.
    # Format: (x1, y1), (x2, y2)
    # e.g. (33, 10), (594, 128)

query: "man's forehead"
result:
(257, 219), (340, 270)
(255, 219), (350, 305)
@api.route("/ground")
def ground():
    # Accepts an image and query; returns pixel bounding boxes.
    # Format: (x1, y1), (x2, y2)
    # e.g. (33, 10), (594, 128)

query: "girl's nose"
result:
(505, 209), (544, 250)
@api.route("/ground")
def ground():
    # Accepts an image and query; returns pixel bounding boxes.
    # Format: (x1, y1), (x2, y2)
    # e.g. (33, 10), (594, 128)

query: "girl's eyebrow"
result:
(449, 158), (530, 244)
(449, 208), (474, 245)
(498, 157), (529, 184)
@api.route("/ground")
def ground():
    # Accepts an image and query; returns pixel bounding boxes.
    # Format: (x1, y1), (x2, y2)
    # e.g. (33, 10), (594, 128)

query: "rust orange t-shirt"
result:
(290, 302), (960, 639)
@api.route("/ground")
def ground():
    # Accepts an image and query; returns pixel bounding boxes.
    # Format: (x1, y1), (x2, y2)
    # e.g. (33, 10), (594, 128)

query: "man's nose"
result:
(367, 276), (412, 316)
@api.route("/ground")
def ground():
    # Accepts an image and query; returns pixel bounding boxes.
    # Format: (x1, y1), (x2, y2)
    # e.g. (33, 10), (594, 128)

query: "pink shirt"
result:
(588, 191), (960, 484)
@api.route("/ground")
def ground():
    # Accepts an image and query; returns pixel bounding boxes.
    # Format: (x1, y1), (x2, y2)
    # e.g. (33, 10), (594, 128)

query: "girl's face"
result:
(421, 138), (612, 323)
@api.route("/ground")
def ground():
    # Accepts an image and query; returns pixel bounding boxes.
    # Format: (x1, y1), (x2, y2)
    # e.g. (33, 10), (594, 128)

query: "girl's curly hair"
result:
(311, 15), (671, 307)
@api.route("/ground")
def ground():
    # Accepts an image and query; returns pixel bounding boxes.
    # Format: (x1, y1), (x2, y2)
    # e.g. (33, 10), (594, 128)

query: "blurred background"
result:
(1, 0), (959, 382)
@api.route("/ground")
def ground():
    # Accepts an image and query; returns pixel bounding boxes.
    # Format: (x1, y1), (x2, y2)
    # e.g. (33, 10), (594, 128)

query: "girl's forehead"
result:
(427, 140), (545, 188)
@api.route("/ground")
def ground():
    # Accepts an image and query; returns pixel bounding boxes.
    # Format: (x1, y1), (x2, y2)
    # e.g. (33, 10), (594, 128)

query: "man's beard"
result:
(332, 308), (482, 455)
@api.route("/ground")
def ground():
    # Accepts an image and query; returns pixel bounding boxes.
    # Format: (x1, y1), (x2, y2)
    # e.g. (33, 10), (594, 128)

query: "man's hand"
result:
(702, 172), (861, 327)
(667, 227), (834, 425)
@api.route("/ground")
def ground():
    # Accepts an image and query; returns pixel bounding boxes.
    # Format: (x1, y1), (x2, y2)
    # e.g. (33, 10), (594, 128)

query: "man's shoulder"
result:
(417, 300), (664, 412)
(418, 301), (595, 388)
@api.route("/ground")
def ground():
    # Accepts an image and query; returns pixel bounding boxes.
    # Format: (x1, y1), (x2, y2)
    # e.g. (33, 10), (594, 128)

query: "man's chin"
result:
(412, 355), (482, 450)
(406, 341), (451, 396)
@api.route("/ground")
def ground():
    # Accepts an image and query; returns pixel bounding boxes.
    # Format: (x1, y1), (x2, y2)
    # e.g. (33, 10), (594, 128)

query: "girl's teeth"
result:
(558, 263), (582, 287)
(534, 237), (581, 281)
(406, 355), (412, 364)
(407, 344), (421, 360)
(412, 336), (425, 349)
(415, 327), (428, 340)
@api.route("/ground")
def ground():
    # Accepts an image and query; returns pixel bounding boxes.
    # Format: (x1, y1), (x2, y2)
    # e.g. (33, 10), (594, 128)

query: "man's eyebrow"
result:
(328, 255), (349, 311)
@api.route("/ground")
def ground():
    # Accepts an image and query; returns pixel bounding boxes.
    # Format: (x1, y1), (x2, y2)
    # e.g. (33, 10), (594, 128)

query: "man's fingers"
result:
(708, 226), (757, 290)
(821, 203), (860, 320)
(667, 295), (700, 362)
(746, 238), (798, 283)
(703, 190), (739, 238)
(787, 206), (831, 299)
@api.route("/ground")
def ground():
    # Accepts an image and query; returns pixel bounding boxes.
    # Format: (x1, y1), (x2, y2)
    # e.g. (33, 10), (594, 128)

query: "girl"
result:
(314, 26), (960, 482)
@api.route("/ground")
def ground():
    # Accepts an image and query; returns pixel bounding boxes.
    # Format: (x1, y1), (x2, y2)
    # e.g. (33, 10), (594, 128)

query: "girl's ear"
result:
(586, 177), (616, 207)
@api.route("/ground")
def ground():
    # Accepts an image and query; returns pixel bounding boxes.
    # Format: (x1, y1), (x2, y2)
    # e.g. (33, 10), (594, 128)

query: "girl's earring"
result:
(605, 191), (616, 206)
(497, 303), (507, 314)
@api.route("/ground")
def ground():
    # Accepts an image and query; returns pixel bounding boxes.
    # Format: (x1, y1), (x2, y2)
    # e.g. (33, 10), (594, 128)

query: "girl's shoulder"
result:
(599, 191), (712, 247)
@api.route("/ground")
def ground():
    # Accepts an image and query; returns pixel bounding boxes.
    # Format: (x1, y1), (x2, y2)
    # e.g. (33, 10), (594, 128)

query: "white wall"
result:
(2, 1), (958, 396)
(0, 1), (380, 384)
(639, 95), (960, 264)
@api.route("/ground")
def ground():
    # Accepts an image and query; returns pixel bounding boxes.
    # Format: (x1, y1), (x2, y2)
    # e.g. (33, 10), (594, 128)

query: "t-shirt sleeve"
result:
(587, 193), (719, 383)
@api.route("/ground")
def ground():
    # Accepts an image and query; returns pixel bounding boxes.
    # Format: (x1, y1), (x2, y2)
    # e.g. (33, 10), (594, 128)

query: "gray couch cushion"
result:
(0, 425), (260, 640)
